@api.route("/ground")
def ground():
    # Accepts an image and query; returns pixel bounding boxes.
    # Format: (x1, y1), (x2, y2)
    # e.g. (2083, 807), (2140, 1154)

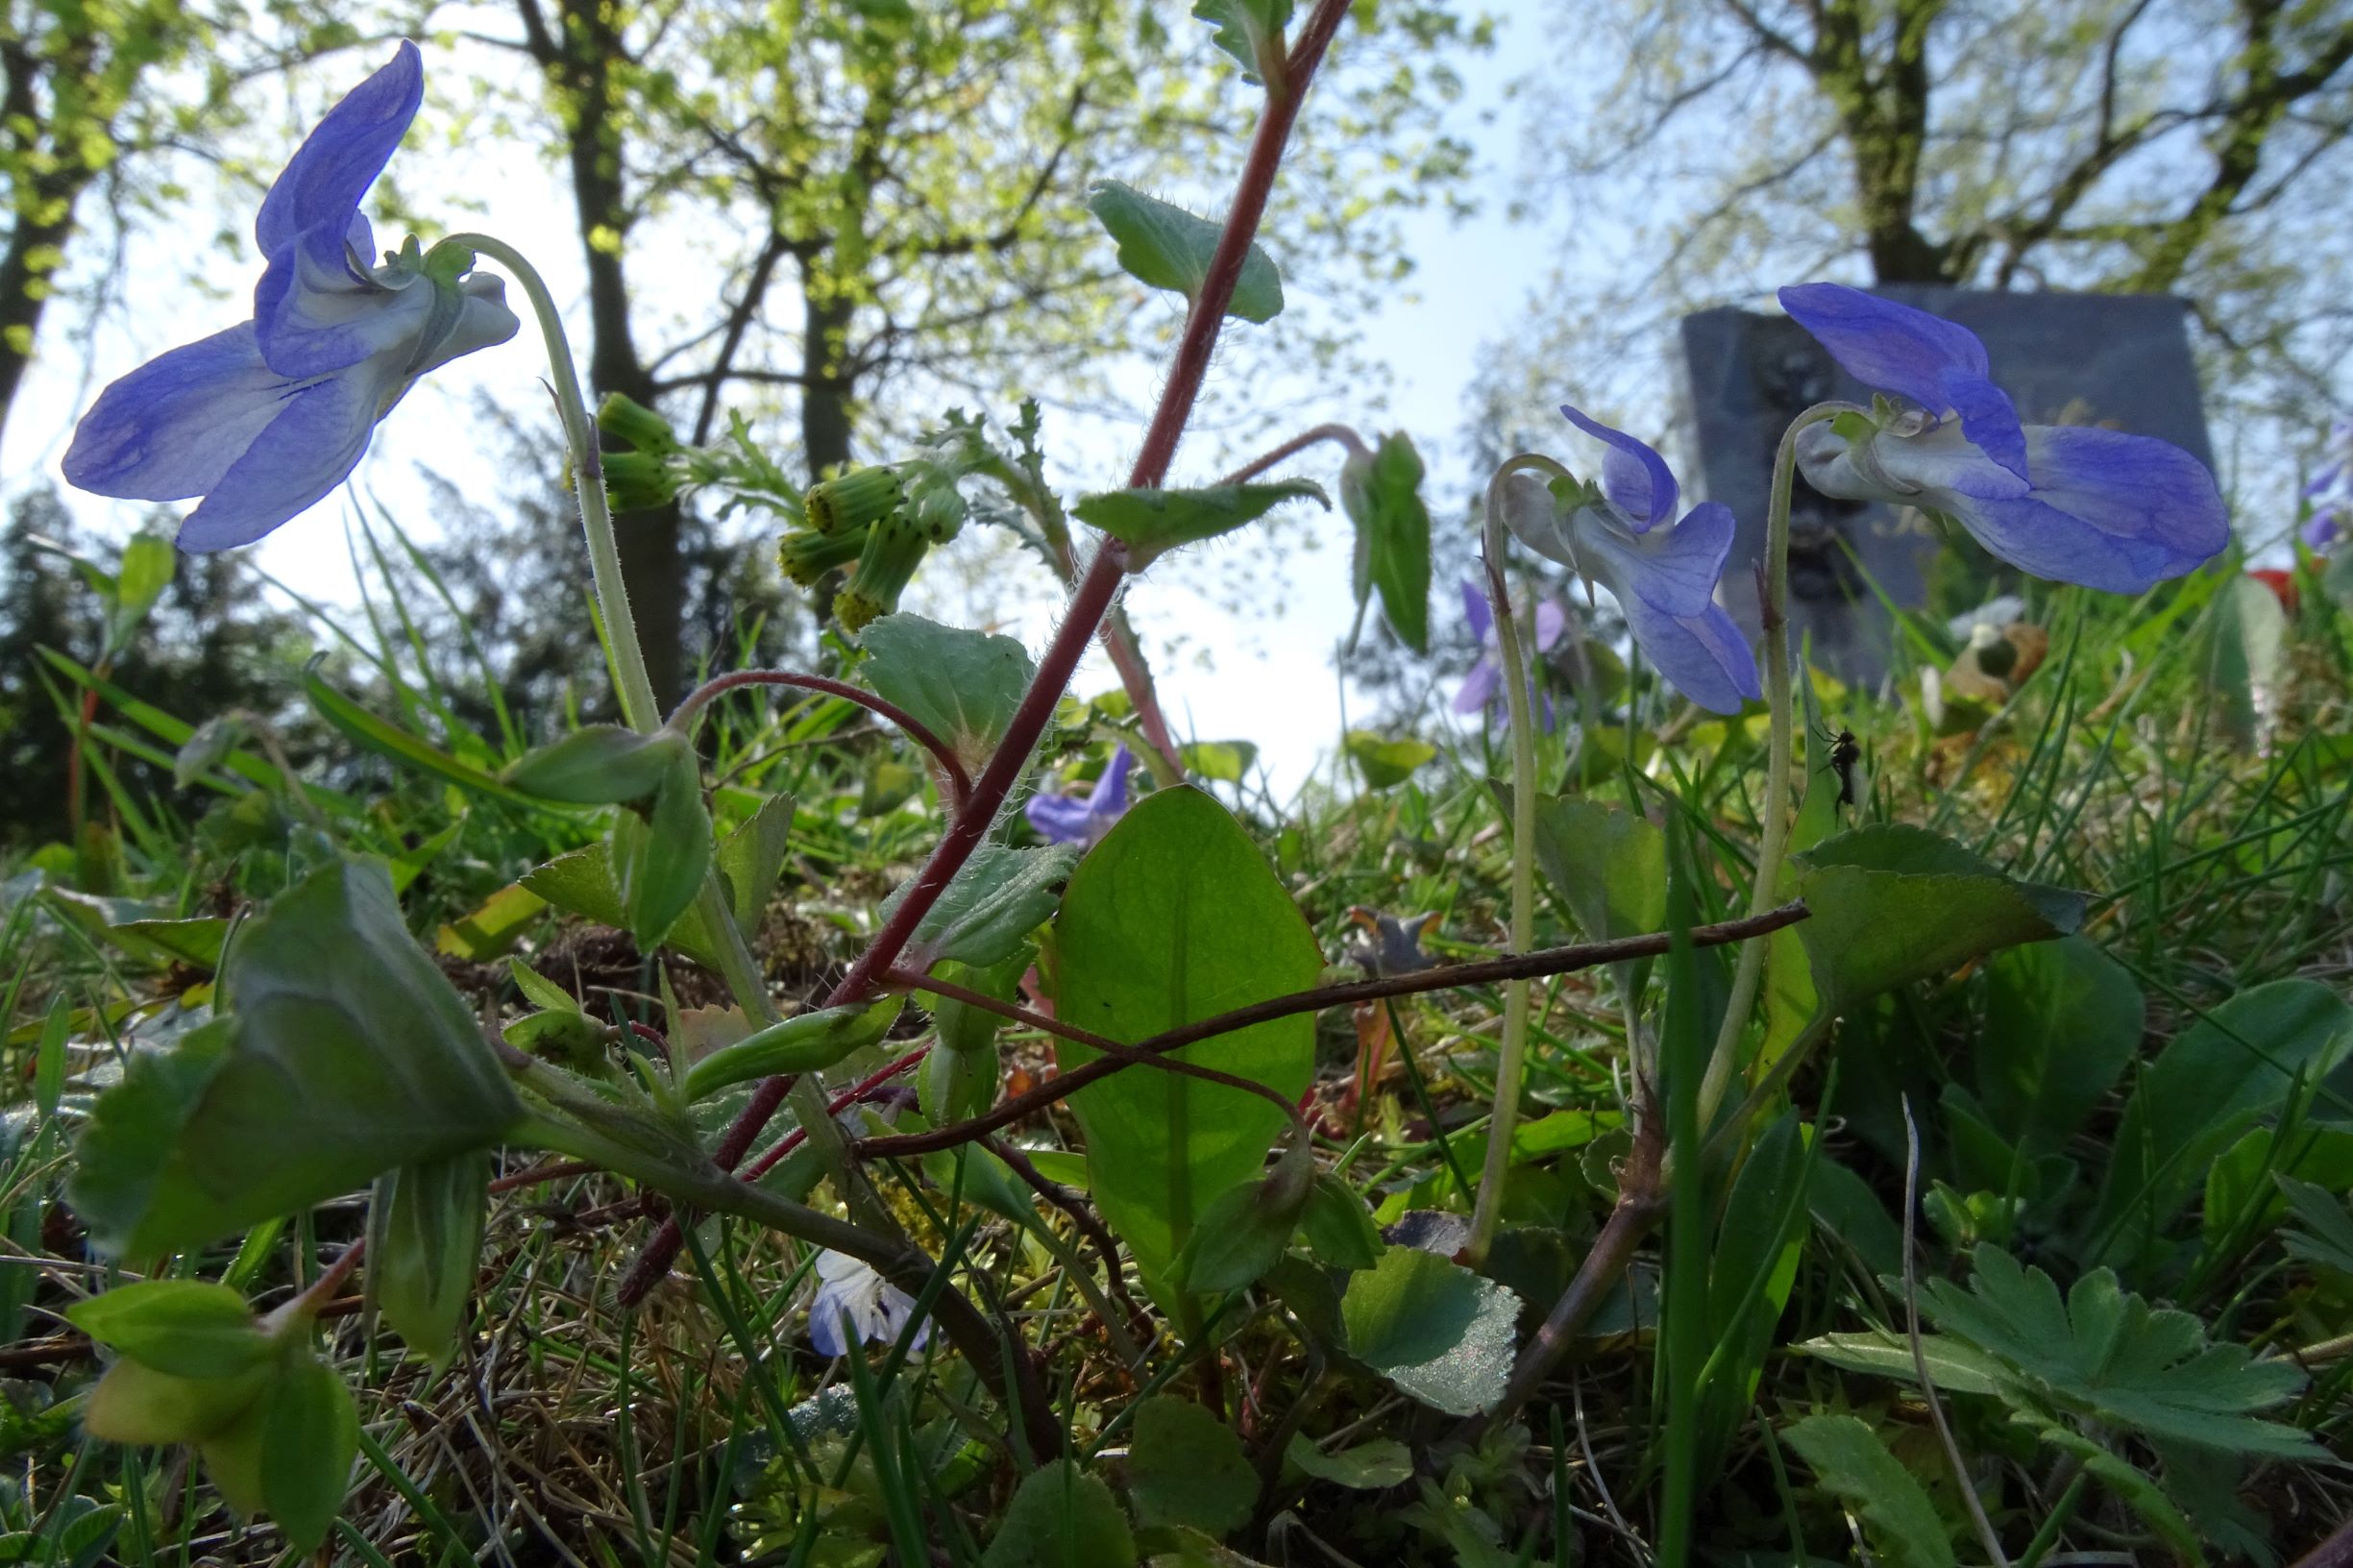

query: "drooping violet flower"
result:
(1777, 284), (2228, 592)
(807, 1250), (930, 1357)
(1502, 408), (1762, 715)
(1024, 745), (1133, 846)
(62, 42), (518, 551)
(2300, 414), (2350, 551)
(1454, 578), (1564, 727)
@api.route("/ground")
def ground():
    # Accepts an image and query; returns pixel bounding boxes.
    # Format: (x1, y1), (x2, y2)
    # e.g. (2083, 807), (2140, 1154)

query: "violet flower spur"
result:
(62, 42), (518, 551)
(1777, 283), (2228, 593)
(1454, 577), (1564, 726)
(1024, 745), (1134, 846)
(807, 1250), (930, 1357)
(1500, 408), (1761, 715)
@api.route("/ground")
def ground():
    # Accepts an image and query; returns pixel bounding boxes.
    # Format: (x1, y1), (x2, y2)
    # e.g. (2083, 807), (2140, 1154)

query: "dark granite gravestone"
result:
(1676, 286), (2214, 683)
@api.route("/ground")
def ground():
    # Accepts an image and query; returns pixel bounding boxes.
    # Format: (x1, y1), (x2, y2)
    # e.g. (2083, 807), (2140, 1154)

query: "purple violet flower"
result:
(2300, 415), (2350, 551)
(807, 1250), (930, 1357)
(62, 42), (518, 551)
(1777, 283), (2229, 592)
(1454, 577), (1565, 727)
(1501, 408), (1762, 715)
(1024, 745), (1134, 846)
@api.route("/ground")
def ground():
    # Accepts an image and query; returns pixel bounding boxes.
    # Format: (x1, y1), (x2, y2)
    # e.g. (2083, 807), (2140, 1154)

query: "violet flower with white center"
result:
(1501, 407), (1761, 715)
(1024, 745), (1134, 846)
(62, 42), (518, 551)
(807, 1250), (930, 1357)
(2300, 415), (2350, 551)
(1777, 283), (2229, 593)
(1454, 577), (1565, 727)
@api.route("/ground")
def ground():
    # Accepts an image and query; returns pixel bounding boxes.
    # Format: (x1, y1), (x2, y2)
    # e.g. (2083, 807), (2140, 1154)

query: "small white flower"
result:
(807, 1250), (930, 1357)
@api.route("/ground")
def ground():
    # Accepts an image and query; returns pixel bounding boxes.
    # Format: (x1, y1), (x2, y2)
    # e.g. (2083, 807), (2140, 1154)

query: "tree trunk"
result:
(0, 196), (77, 453)
(799, 283), (857, 478)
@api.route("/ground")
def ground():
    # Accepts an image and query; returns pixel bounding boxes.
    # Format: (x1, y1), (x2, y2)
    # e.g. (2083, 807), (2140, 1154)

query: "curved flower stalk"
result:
(1778, 283), (2229, 592)
(63, 43), (518, 551)
(1501, 406), (1762, 715)
(1456, 577), (1565, 725)
(1024, 745), (1135, 846)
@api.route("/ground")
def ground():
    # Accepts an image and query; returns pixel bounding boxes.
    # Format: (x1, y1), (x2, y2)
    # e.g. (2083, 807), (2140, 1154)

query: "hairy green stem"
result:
(1693, 402), (1859, 1130)
(450, 233), (871, 1226)
(1466, 453), (1574, 1266)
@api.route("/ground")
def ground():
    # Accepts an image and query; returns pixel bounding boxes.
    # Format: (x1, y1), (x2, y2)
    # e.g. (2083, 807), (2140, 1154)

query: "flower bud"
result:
(603, 450), (682, 513)
(777, 525), (871, 586)
(805, 464), (904, 535)
(836, 511), (931, 633)
(598, 392), (680, 456)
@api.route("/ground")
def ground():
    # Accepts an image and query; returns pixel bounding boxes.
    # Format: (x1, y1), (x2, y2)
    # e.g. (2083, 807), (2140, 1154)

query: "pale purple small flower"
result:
(1502, 409), (1762, 715)
(1778, 283), (2228, 593)
(62, 42), (518, 551)
(1454, 578), (1565, 727)
(1024, 745), (1133, 846)
(807, 1249), (930, 1357)
(2300, 415), (2350, 551)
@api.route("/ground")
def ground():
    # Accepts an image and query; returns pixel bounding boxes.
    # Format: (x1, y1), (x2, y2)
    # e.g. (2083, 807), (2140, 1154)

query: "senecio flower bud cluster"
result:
(781, 441), (975, 632)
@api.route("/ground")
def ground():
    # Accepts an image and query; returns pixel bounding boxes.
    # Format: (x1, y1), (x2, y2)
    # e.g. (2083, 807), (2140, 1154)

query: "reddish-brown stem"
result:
(1216, 423), (1370, 486)
(739, 1043), (930, 1184)
(617, 0), (1356, 1305)
(858, 903), (1810, 1161)
(1125, 0), (1355, 493)
(669, 669), (971, 811)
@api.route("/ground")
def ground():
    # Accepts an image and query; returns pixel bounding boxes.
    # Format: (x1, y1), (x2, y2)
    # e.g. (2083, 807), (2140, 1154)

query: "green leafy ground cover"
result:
(1, 527), (2349, 1565)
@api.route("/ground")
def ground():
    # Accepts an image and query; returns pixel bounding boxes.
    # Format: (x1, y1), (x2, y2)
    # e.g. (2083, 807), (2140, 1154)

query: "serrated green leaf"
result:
(889, 843), (1075, 968)
(1781, 1413), (1956, 1568)
(66, 1282), (272, 1380)
(1075, 478), (1325, 569)
(716, 792), (796, 935)
(1339, 1246), (1521, 1415)
(983, 1459), (1137, 1567)
(68, 859), (525, 1258)
(1128, 1396), (1257, 1536)
(860, 615), (1036, 775)
(519, 843), (729, 968)
(1921, 1244), (2321, 1458)
(1055, 788), (1320, 1297)
(1087, 181), (1283, 324)
(1192, 0), (1290, 79)
(1340, 432), (1431, 652)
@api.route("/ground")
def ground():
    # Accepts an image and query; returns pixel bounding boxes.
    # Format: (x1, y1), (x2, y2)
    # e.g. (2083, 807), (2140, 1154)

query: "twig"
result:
(858, 904), (1810, 1161)
(1215, 423), (1369, 485)
(667, 669), (972, 812)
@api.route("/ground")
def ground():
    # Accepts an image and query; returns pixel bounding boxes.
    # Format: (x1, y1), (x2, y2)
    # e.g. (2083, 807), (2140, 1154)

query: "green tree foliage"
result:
(478, 0), (1481, 697)
(0, 0), (372, 448)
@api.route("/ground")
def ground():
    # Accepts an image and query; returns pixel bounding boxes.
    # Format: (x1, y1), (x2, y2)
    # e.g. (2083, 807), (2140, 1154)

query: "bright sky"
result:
(1, 3), (1553, 799)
